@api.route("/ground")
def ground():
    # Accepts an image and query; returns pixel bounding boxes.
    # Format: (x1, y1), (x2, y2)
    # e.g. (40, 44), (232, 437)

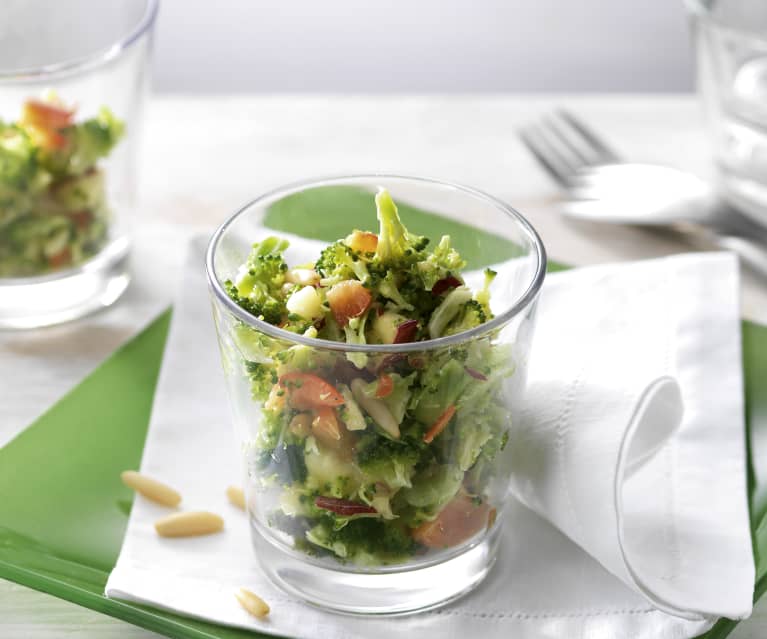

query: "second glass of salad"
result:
(207, 175), (546, 614)
(0, 0), (158, 328)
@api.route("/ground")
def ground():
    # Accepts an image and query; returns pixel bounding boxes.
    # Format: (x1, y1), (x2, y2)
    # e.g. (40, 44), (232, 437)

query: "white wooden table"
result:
(2, 94), (765, 638)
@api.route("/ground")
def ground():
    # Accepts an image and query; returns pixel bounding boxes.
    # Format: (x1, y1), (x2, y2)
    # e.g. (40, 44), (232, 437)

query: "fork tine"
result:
(556, 109), (621, 164)
(537, 115), (596, 171)
(518, 125), (577, 186)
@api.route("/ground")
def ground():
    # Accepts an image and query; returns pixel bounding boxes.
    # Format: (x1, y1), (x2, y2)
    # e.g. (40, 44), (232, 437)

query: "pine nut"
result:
(235, 587), (270, 618)
(226, 485), (246, 510)
(154, 511), (223, 537)
(121, 470), (181, 507)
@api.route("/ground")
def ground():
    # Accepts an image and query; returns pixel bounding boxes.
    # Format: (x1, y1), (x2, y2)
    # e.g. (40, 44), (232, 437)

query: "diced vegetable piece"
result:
(393, 319), (418, 344)
(286, 285), (323, 320)
(423, 405), (457, 444)
(326, 280), (372, 327)
(289, 413), (313, 438)
(22, 99), (74, 128)
(371, 310), (408, 344)
(345, 230), (378, 253)
(279, 372), (344, 410)
(311, 407), (343, 447)
(431, 276), (462, 297)
(375, 374), (394, 398)
(464, 366), (488, 381)
(315, 496), (377, 516)
(285, 267), (320, 286)
(411, 493), (492, 548)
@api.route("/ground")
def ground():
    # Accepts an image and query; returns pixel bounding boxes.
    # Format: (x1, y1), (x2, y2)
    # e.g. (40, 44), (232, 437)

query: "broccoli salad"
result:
(226, 188), (513, 565)
(0, 98), (124, 277)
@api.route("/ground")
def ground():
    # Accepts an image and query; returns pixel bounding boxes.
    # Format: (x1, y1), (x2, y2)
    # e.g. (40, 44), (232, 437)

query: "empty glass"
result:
(688, 0), (767, 224)
(207, 175), (546, 614)
(0, 0), (158, 328)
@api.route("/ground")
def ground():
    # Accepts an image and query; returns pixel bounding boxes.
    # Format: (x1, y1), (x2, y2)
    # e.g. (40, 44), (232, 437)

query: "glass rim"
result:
(205, 173), (547, 353)
(0, 0), (160, 82)
(684, 0), (767, 39)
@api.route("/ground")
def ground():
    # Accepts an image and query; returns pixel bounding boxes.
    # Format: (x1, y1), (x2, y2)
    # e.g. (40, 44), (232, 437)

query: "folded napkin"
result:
(106, 235), (753, 639)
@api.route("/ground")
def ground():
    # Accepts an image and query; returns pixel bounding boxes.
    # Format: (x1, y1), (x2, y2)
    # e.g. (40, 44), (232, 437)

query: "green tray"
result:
(0, 189), (765, 639)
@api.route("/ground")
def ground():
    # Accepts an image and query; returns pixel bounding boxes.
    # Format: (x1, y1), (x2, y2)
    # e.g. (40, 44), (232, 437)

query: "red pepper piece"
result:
(315, 496), (377, 516)
(393, 319), (418, 344)
(431, 276), (462, 296)
(464, 366), (488, 381)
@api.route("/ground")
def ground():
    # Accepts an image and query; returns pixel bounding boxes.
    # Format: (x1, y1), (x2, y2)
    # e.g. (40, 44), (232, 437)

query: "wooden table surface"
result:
(2, 94), (765, 638)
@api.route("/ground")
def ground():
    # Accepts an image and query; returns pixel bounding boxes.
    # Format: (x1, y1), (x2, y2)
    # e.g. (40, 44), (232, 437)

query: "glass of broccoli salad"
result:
(0, 0), (158, 328)
(207, 176), (546, 614)
(0, 98), (124, 277)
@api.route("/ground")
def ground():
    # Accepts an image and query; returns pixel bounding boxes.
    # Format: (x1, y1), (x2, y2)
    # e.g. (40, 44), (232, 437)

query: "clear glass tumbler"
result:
(687, 0), (767, 224)
(0, 0), (158, 328)
(207, 175), (546, 614)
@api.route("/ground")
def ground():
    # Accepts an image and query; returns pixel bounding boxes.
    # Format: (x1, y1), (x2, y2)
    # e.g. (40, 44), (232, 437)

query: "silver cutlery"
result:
(518, 110), (767, 277)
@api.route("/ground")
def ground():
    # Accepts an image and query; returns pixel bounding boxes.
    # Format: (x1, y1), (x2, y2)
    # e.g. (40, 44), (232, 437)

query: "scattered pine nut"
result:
(226, 485), (246, 510)
(235, 587), (270, 618)
(154, 511), (224, 537)
(121, 470), (181, 507)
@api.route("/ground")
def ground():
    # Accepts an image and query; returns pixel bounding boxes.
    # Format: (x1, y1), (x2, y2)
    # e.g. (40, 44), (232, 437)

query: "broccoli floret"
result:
(427, 286), (473, 338)
(357, 437), (420, 490)
(401, 463), (463, 511)
(306, 516), (415, 563)
(378, 271), (417, 312)
(475, 268), (496, 312)
(373, 188), (427, 266)
(315, 241), (369, 284)
(40, 107), (125, 177)
(0, 124), (43, 190)
(417, 235), (467, 291)
(245, 360), (279, 399)
(444, 299), (488, 336)
(411, 357), (471, 425)
(226, 236), (289, 324)
(343, 313), (369, 368)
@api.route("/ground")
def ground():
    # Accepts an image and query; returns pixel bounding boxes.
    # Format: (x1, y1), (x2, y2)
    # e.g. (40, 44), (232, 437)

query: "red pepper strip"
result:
(376, 373), (394, 398)
(278, 372), (344, 410)
(431, 276), (462, 296)
(464, 366), (488, 381)
(423, 404), (457, 444)
(393, 319), (418, 344)
(315, 496), (377, 516)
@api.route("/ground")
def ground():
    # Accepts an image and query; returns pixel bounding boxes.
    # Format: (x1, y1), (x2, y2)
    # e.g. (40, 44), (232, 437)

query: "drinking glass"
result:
(206, 175), (546, 614)
(687, 0), (767, 224)
(0, 0), (158, 328)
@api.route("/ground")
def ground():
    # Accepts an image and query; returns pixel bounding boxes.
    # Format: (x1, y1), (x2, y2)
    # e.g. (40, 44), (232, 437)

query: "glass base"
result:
(252, 520), (501, 616)
(0, 238), (130, 329)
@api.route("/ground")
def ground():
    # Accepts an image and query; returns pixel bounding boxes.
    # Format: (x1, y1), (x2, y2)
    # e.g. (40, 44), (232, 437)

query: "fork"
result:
(518, 110), (767, 277)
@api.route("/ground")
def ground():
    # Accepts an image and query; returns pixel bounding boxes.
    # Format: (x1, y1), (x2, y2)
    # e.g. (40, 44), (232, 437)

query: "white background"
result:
(152, 0), (696, 93)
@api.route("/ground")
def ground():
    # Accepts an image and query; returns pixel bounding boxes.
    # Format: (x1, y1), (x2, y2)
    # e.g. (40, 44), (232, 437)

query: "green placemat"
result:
(0, 188), (764, 639)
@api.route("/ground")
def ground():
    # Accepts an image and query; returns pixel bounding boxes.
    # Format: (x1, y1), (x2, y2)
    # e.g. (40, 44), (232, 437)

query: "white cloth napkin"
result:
(106, 235), (753, 639)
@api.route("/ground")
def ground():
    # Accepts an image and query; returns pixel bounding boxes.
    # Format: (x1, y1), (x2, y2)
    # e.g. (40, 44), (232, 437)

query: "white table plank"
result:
(2, 94), (765, 638)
